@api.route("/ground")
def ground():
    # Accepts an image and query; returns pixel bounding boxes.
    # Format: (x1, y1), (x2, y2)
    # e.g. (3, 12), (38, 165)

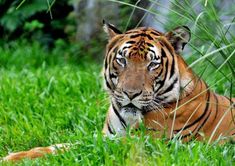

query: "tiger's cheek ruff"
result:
(152, 48), (181, 103)
(104, 51), (119, 92)
(104, 42), (133, 92)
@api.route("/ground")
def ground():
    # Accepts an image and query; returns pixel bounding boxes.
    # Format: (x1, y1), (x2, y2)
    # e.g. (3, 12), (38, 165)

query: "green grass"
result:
(0, 40), (234, 165)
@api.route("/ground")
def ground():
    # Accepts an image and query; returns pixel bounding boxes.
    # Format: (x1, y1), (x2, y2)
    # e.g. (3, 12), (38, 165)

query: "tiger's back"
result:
(144, 78), (235, 142)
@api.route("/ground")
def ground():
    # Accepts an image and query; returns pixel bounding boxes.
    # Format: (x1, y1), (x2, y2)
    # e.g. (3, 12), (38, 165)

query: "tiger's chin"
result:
(120, 101), (154, 114)
(119, 104), (143, 128)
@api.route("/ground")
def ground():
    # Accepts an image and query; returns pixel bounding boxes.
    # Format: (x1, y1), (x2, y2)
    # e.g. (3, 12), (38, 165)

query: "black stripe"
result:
(147, 48), (156, 56)
(170, 56), (175, 78)
(105, 58), (108, 69)
(161, 48), (166, 57)
(122, 46), (132, 50)
(107, 123), (114, 134)
(195, 91), (212, 135)
(108, 49), (117, 70)
(130, 34), (142, 38)
(112, 104), (127, 128)
(126, 41), (136, 44)
(154, 59), (168, 93)
(132, 47), (138, 51)
(146, 42), (154, 47)
(129, 33), (153, 40)
(144, 34), (154, 40)
(150, 31), (160, 36)
(104, 74), (112, 90)
(108, 62), (115, 88)
(174, 90), (210, 133)
(160, 40), (174, 55)
(153, 69), (163, 90)
(159, 78), (178, 95)
(110, 73), (117, 79)
(154, 81), (164, 93)
(106, 22), (122, 34)
(159, 41), (164, 47)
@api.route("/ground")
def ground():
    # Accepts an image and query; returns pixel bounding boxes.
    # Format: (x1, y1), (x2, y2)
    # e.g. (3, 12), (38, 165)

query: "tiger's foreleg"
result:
(102, 105), (142, 137)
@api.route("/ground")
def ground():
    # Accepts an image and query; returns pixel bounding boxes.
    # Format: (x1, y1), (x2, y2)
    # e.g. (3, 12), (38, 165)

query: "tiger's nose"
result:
(123, 90), (142, 100)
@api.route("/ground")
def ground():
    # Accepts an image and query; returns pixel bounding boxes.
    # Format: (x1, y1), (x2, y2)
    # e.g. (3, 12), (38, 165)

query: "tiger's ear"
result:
(103, 20), (122, 39)
(165, 26), (191, 54)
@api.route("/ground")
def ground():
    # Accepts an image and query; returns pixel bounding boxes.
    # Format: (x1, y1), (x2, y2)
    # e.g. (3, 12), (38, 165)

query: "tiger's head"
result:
(103, 21), (191, 113)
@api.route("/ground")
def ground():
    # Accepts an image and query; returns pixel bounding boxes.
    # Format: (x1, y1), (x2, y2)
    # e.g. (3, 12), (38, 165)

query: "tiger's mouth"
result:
(122, 103), (141, 113)
(123, 103), (138, 109)
(120, 104), (140, 117)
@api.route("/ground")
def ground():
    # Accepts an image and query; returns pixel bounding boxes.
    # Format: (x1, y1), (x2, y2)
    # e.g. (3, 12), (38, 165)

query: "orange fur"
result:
(143, 55), (235, 142)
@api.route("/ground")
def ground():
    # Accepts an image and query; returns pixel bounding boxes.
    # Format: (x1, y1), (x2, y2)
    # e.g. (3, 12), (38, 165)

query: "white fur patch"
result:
(49, 143), (71, 154)
(108, 105), (126, 136)
(180, 74), (194, 94)
(106, 104), (143, 137)
(120, 108), (143, 128)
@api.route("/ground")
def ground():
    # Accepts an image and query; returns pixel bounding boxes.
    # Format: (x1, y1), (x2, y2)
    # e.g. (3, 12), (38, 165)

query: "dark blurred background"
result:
(0, 0), (151, 59)
(0, 0), (234, 66)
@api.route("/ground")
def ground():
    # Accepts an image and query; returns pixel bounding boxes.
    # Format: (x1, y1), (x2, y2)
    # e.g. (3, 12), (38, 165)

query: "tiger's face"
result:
(103, 21), (191, 113)
(110, 35), (169, 111)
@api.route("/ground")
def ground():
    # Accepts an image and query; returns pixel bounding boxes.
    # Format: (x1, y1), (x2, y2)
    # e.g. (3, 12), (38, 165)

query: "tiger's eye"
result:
(148, 62), (159, 71)
(116, 58), (126, 67)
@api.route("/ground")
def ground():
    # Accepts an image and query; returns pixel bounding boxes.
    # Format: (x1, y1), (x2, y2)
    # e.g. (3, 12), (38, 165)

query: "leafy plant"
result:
(0, 0), (74, 45)
(0, 0), (47, 33)
(110, 0), (235, 97)
(23, 20), (44, 31)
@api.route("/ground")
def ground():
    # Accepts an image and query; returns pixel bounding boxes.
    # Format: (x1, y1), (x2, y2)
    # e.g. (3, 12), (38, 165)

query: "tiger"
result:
(101, 21), (235, 142)
(2, 21), (235, 162)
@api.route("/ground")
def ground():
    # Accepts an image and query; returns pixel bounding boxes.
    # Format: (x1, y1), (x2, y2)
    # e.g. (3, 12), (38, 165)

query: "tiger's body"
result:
(102, 24), (234, 142)
(2, 22), (234, 162)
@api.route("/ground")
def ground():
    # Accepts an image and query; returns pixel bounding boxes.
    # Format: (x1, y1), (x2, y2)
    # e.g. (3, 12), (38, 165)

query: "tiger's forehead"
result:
(118, 28), (164, 60)
(125, 27), (163, 36)
(118, 41), (162, 61)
